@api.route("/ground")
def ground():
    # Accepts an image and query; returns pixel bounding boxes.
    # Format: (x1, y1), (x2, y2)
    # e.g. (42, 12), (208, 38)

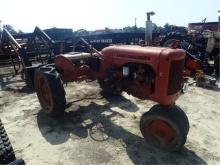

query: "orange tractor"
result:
(34, 39), (189, 152)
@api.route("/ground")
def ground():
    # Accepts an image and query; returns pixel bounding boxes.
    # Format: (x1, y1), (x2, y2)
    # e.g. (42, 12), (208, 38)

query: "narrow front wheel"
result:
(140, 104), (189, 152)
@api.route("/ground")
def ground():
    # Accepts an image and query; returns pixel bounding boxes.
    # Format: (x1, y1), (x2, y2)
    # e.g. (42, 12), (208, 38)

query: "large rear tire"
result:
(161, 34), (183, 48)
(34, 66), (66, 117)
(0, 119), (16, 164)
(140, 104), (189, 152)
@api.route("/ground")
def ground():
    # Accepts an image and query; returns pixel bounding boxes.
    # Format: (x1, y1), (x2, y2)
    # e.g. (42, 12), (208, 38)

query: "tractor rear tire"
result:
(22, 65), (44, 88)
(161, 34), (186, 48)
(0, 119), (16, 164)
(24, 68), (34, 88)
(140, 104), (189, 152)
(98, 80), (122, 96)
(34, 66), (66, 117)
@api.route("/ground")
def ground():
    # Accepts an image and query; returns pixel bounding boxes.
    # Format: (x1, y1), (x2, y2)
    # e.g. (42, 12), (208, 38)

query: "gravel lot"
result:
(0, 66), (220, 165)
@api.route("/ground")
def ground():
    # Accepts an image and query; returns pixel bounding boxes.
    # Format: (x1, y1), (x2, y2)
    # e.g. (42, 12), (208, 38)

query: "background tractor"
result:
(34, 39), (189, 152)
(161, 21), (220, 89)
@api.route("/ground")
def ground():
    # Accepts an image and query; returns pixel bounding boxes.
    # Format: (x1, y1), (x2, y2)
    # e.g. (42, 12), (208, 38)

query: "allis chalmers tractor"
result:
(34, 38), (189, 152)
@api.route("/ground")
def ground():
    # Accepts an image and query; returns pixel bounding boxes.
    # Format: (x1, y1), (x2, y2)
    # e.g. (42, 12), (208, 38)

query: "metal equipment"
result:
(0, 26), (58, 87)
(161, 21), (220, 89)
(34, 38), (189, 152)
(0, 26), (55, 72)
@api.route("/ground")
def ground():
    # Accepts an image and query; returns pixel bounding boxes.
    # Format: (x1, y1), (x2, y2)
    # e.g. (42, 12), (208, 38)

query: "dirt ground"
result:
(0, 66), (220, 165)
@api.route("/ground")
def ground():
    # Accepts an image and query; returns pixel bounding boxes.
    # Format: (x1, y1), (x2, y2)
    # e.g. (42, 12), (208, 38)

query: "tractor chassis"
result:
(34, 48), (190, 152)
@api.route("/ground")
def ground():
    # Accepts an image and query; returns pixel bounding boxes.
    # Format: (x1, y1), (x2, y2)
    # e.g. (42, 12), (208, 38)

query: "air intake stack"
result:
(145, 11), (155, 46)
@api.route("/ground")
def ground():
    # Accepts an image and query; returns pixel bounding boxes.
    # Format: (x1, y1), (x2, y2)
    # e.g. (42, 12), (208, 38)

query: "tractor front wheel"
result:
(34, 66), (66, 117)
(140, 104), (189, 152)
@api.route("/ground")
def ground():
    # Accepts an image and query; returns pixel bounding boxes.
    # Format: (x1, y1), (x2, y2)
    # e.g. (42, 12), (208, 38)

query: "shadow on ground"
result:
(37, 95), (207, 165)
(0, 73), (34, 94)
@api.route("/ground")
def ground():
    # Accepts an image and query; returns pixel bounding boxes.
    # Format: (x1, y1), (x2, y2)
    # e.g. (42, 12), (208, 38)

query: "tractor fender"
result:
(54, 55), (77, 82)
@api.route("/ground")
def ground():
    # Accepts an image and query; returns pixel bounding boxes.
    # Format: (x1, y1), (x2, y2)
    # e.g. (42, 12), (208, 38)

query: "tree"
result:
(18, 30), (24, 34)
(3, 24), (17, 35)
(74, 29), (89, 37)
(122, 26), (145, 33)
(164, 23), (172, 33)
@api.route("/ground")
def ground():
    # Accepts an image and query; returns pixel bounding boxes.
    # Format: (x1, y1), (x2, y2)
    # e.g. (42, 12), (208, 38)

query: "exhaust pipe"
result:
(145, 11), (155, 46)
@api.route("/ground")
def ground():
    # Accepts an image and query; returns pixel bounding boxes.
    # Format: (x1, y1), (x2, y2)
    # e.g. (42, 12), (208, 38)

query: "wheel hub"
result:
(144, 119), (177, 148)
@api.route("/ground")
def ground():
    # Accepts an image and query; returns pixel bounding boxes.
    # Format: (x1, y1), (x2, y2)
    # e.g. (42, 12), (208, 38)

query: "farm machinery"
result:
(1, 24), (201, 152)
(34, 38), (189, 152)
(0, 26), (62, 86)
(0, 26), (63, 86)
(161, 21), (220, 89)
(0, 26), (55, 69)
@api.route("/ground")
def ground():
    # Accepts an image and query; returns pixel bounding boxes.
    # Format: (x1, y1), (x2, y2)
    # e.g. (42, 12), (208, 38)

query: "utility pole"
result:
(145, 11), (155, 46)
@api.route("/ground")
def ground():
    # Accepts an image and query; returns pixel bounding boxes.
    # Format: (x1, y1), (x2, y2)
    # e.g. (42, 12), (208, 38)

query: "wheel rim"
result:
(36, 74), (52, 112)
(144, 118), (177, 149)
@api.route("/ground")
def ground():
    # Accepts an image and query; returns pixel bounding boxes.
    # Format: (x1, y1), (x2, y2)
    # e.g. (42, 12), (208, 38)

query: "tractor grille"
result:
(167, 59), (185, 95)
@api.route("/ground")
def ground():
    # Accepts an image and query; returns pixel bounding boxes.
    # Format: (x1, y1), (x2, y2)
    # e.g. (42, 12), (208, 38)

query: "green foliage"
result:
(2, 24), (17, 35)
(122, 26), (144, 33)
(18, 30), (24, 34)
